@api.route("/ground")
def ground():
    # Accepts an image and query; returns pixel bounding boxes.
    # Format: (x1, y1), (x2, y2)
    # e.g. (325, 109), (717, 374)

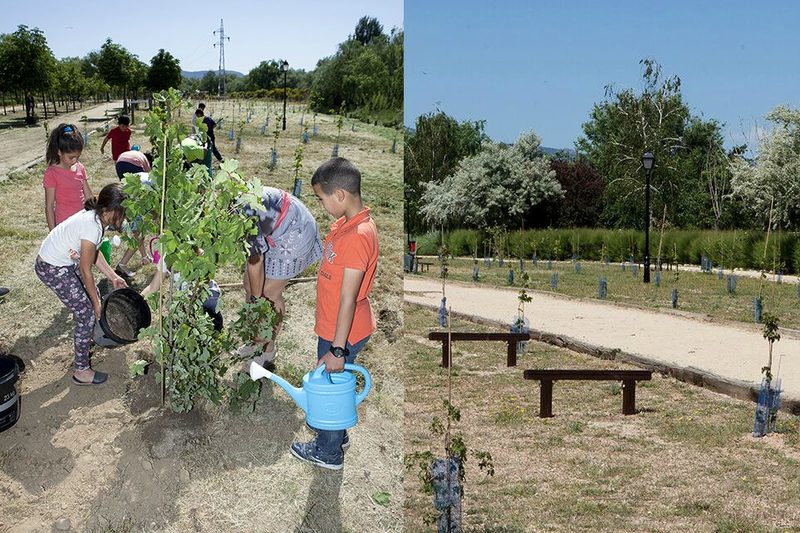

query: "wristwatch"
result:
(330, 346), (348, 359)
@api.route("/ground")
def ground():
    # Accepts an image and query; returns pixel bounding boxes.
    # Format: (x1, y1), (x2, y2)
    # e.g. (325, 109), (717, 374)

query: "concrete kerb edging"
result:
(407, 301), (800, 416)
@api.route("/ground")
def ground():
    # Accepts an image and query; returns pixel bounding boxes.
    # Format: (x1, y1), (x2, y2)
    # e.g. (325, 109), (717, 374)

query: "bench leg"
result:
(539, 380), (553, 418)
(507, 341), (517, 367)
(441, 341), (450, 368)
(622, 379), (636, 415)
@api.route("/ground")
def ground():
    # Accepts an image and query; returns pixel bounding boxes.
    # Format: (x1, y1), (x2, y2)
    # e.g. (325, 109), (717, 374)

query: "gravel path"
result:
(404, 276), (800, 403)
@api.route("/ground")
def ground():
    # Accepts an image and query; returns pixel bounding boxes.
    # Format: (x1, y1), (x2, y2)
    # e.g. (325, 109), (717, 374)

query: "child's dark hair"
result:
(46, 124), (84, 165)
(118, 115), (130, 126)
(195, 109), (204, 117)
(144, 152), (154, 165)
(311, 157), (361, 195)
(84, 183), (126, 229)
(198, 102), (206, 110)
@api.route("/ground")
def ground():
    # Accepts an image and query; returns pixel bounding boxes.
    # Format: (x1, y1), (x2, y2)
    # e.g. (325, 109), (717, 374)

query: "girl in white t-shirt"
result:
(35, 183), (128, 385)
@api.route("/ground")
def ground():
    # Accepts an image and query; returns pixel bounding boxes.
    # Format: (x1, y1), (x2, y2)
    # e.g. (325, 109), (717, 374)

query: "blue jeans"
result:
(312, 336), (370, 461)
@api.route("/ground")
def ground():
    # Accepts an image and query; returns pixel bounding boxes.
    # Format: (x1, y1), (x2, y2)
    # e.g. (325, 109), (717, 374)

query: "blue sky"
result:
(405, 0), (800, 150)
(3, 0), (403, 73)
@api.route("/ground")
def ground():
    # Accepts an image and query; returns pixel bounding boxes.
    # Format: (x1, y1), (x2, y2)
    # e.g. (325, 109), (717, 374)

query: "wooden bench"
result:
(523, 369), (652, 417)
(429, 331), (531, 368)
(416, 260), (434, 273)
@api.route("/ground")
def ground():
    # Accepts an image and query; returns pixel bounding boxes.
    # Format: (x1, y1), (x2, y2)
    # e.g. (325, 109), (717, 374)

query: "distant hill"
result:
(182, 70), (245, 79)
(540, 146), (576, 159)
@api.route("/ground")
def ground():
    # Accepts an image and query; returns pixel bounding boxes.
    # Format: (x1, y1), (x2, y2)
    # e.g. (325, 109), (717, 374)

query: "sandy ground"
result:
(404, 276), (800, 403)
(0, 101), (121, 180)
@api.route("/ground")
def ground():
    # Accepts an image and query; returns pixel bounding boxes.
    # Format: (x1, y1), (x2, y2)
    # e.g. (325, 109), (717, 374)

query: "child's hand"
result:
(111, 275), (128, 289)
(318, 352), (345, 373)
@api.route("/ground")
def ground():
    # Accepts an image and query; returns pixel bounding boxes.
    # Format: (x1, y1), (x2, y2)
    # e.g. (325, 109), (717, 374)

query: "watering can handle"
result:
(313, 364), (372, 404)
(345, 363), (372, 406)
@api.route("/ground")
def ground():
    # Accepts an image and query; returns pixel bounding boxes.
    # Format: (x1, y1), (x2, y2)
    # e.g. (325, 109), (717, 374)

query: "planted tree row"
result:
(414, 227), (800, 274)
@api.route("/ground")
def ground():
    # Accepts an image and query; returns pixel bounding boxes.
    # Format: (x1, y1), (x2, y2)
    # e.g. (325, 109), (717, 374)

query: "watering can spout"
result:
(249, 361), (307, 413)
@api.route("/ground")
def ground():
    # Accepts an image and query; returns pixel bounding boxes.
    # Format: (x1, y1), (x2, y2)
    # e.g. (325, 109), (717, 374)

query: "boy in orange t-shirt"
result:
(290, 157), (378, 471)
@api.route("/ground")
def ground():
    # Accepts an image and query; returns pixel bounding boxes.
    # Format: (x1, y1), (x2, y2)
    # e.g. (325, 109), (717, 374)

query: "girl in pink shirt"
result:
(43, 124), (93, 231)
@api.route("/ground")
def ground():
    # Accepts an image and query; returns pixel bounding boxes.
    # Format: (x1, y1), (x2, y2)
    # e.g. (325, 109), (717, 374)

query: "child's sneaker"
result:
(290, 441), (343, 471)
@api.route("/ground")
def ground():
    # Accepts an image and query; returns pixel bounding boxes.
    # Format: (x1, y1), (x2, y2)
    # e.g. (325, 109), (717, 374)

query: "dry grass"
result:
(403, 304), (800, 532)
(0, 100), (404, 532)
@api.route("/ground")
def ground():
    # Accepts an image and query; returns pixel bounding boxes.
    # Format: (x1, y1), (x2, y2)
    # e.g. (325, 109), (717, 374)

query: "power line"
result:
(213, 19), (231, 96)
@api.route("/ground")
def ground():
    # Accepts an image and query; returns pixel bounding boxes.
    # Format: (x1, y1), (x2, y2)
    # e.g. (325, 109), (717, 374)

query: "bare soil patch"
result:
(0, 100), (404, 532)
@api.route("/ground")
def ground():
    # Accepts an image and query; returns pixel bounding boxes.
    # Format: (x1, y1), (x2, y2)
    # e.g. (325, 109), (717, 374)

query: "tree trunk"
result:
(2, 93), (6, 116)
(50, 93), (58, 116)
(41, 92), (48, 119)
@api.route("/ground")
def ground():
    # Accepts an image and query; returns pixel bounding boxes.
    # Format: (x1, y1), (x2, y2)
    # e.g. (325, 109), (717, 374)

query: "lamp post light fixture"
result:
(642, 151), (655, 283)
(281, 60), (289, 131)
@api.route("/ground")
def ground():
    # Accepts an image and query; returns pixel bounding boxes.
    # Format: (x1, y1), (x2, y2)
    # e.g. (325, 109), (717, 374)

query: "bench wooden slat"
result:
(524, 369), (652, 417)
(429, 332), (530, 341)
(523, 369), (652, 381)
(429, 331), (531, 368)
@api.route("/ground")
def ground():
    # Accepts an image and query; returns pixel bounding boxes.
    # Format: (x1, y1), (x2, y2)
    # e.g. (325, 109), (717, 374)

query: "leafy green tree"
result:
(247, 59), (282, 90)
(96, 38), (138, 109)
(579, 59), (731, 229)
(199, 71), (218, 93)
(310, 18), (402, 123)
(54, 58), (87, 110)
(147, 49), (182, 92)
(354, 16), (385, 45)
(0, 25), (56, 122)
(731, 105), (800, 229)
(405, 111), (485, 233)
(123, 89), (269, 412)
(420, 130), (562, 229)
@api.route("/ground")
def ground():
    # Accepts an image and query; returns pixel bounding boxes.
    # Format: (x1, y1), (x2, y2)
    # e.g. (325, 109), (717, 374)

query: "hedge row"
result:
(412, 228), (800, 274)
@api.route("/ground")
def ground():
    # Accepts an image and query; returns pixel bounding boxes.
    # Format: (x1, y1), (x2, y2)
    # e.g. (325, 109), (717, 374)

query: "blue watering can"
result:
(249, 362), (371, 430)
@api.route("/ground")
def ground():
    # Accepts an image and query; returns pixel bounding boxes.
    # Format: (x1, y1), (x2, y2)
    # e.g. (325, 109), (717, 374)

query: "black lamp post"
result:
(642, 151), (655, 283)
(404, 188), (413, 248)
(281, 60), (289, 131)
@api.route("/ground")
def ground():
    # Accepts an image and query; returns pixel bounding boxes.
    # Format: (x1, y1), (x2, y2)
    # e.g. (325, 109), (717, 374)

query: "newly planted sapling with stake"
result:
(234, 119), (245, 154)
(269, 108), (281, 169)
(292, 144), (304, 198)
(332, 101), (346, 157)
(512, 289), (532, 353)
(754, 312), (782, 436)
(761, 313), (781, 382)
(405, 306), (494, 531)
(437, 241), (450, 327)
(123, 89), (275, 413)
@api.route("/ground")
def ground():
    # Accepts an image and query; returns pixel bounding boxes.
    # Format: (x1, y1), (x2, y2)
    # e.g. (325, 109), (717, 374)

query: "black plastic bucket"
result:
(95, 288), (152, 347)
(0, 355), (20, 432)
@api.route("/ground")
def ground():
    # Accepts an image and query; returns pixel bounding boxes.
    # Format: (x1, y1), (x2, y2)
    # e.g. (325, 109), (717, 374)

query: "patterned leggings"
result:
(35, 258), (96, 371)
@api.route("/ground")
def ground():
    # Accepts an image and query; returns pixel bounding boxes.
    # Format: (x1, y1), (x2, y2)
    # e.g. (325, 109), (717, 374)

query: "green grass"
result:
(413, 256), (800, 329)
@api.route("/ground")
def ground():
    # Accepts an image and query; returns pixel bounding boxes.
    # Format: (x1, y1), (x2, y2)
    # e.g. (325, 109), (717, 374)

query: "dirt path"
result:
(404, 276), (800, 404)
(0, 101), (122, 180)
